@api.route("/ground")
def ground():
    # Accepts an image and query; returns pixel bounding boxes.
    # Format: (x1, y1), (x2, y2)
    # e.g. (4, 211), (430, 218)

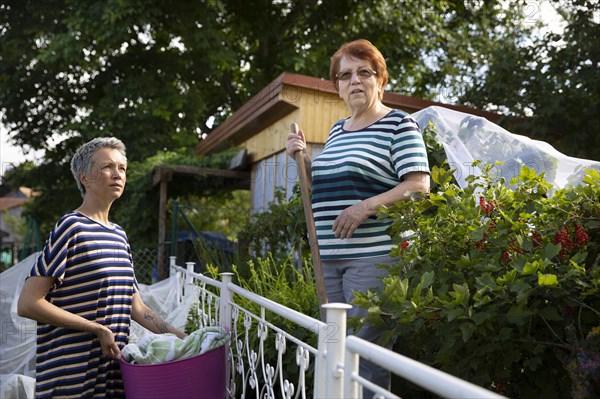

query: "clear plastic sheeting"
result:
(0, 374), (35, 399)
(0, 253), (38, 379)
(129, 270), (200, 345)
(0, 252), (197, 398)
(411, 106), (600, 192)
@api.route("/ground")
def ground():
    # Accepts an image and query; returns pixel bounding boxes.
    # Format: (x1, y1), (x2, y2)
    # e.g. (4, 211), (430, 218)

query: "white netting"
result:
(0, 254), (37, 379)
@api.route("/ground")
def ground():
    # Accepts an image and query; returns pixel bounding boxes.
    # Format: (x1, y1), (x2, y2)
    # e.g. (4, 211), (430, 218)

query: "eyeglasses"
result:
(336, 68), (377, 81)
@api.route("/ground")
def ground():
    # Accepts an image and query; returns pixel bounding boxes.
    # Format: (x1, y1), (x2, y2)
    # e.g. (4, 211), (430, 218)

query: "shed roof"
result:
(0, 197), (28, 212)
(0, 187), (37, 211)
(196, 72), (503, 156)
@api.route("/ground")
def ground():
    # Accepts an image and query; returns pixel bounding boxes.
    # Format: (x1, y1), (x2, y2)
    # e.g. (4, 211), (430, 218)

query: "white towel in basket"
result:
(121, 326), (229, 364)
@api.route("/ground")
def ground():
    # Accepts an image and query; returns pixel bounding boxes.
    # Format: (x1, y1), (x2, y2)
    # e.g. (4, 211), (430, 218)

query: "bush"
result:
(355, 163), (600, 398)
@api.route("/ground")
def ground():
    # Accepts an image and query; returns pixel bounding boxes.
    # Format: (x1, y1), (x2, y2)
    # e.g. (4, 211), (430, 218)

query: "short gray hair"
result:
(70, 137), (127, 197)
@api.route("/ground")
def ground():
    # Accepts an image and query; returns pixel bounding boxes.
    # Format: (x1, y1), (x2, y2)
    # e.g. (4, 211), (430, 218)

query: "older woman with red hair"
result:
(287, 39), (430, 393)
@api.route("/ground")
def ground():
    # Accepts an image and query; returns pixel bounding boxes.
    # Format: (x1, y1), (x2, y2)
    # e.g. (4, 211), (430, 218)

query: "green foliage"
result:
(421, 121), (447, 170)
(2, 154), (69, 233)
(356, 164), (600, 398)
(1, 210), (25, 244)
(237, 187), (308, 265)
(114, 147), (239, 248)
(179, 190), (250, 242)
(231, 255), (320, 319)
(421, 121), (450, 194)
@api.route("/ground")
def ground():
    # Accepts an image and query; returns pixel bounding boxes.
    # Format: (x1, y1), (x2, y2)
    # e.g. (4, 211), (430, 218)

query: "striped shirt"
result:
(312, 109), (430, 260)
(29, 212), (138, 398)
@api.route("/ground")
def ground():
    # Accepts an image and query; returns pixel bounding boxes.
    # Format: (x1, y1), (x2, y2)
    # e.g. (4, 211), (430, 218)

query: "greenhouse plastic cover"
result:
(1, 106), (598, 398)
(411, 106), (599, 191)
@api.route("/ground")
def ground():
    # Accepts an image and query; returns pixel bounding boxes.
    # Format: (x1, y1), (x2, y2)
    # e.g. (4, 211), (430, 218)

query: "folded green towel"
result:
(122, 326), (229, 365)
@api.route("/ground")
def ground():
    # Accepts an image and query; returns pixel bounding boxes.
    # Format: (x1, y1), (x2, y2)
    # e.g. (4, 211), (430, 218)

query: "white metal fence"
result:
(170, 257), (506, 399)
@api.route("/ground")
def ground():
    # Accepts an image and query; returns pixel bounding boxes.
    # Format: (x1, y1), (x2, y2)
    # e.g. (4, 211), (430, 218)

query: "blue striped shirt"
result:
(312, 109), (429, 260)
(29, 212), (138, 398)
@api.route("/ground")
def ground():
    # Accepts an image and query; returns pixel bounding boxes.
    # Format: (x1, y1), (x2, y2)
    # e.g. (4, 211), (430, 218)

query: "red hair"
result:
(329, 39), (388, 100)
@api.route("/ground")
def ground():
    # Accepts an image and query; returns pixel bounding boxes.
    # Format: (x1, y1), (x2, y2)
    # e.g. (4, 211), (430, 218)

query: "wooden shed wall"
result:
(249, 146), (325, 212)
(238, 85), (350, 211)
(239, 86), (349, 163)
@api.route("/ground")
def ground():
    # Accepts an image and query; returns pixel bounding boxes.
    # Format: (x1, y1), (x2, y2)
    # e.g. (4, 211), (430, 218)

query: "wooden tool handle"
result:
(291, 123), (328, 309)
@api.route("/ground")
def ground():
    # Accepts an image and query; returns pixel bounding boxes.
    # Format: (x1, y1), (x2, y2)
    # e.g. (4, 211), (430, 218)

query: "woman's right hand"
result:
(286, 127), (306, 158)
(96, 325), (121, 360)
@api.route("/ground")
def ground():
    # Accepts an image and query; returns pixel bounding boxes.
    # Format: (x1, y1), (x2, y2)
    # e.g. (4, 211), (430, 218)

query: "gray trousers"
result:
(322, 255), (393, 396)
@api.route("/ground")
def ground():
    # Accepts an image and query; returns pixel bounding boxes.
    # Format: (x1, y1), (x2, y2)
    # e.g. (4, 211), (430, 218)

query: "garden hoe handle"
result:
(291, 123), (328, 311)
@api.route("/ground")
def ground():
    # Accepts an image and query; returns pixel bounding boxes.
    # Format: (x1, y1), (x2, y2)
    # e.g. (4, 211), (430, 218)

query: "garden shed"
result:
(195, 72), (502, 212)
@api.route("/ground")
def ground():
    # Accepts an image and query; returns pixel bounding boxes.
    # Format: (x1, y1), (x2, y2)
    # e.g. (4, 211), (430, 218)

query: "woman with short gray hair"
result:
(70, 137), (127, 197)
(18, 137), (186, 398)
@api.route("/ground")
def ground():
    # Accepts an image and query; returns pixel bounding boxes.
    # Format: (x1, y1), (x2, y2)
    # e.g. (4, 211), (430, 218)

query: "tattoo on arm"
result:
(144, 309), (169, 334)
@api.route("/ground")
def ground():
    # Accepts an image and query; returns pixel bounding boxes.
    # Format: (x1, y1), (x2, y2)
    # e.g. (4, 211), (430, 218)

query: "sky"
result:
(0, 120), (19, 165)
(0, 120), (44, 180)
(0, 1), (567, 180)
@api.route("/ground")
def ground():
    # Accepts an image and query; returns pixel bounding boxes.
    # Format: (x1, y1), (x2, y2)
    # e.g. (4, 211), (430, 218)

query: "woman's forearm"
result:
(135, 307), (187, 338)
(363, 172), (430, 214)
(131, 293), (187, 339)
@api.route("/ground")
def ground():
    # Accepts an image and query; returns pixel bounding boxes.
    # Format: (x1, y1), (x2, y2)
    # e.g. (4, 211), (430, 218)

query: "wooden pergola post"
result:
(157, 167), (171, 280)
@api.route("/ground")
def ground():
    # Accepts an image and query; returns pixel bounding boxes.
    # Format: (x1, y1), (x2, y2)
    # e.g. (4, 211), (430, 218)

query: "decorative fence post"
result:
(344, 339), (361, 398)
(322, 303), (352, 398)
(168, 256), (182, 303)
(219, 272), (234, 331)
(169, 256), (177, 278)
(183, 261), (195, 302)
(185, 262), (194, 284)
(219, 272), (234, 396)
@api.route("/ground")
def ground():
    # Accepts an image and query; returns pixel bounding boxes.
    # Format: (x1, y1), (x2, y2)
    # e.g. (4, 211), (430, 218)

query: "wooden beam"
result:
(157, 169), (168, 280)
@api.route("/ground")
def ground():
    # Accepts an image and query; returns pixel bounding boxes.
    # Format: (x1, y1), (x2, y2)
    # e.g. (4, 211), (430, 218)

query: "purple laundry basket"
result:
(119, 344), (227, 399)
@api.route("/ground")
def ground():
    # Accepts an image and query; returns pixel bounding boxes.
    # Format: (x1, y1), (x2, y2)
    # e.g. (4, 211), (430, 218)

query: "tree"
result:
(461, 0), (600, 160)
(1, 0), (241, 234)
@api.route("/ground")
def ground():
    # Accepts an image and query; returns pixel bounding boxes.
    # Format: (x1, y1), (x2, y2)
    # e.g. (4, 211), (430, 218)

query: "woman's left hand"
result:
(332, 201), (372, 239)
